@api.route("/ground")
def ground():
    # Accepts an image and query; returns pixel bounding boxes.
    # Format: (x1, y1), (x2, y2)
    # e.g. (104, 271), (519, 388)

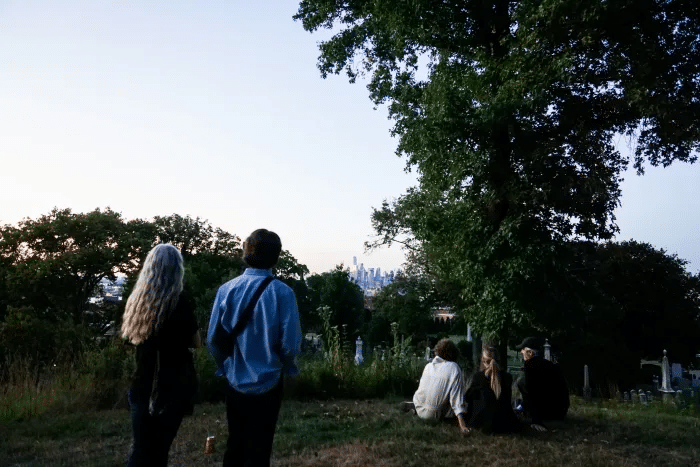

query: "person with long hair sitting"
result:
(121, 244), (200, 467)
(463, 344), (522, 434)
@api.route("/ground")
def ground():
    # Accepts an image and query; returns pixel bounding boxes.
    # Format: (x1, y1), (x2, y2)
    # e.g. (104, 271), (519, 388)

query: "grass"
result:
(1, 397), (699, 466)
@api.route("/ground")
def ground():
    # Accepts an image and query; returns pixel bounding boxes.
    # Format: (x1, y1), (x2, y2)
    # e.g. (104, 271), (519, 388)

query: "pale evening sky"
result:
(1, 1), (698, 275)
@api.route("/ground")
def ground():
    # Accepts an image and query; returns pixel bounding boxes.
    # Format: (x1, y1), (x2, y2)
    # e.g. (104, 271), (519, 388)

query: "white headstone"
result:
(354, 337), (364, 365)
(661, 350), (674, 393)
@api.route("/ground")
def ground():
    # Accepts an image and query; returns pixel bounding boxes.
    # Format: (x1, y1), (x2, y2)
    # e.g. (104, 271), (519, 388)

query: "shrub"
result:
(0, 306), (93, 383)
(289, 314), (424, 400)
(194, 347), (229, 403)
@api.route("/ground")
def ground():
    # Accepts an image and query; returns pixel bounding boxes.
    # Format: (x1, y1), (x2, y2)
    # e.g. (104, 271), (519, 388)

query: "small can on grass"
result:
(204, 436), (216, 455)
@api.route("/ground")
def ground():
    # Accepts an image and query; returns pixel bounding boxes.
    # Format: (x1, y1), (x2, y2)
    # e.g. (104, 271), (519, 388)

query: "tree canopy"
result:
(0, 208), (155, 323)
(305, 266), (365, 334)
(529, 240), (700, 392)
(295, 0), (700, 344)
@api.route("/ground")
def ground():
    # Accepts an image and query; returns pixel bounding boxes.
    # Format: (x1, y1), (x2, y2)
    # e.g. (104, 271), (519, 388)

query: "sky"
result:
(1, 1), (698, 275)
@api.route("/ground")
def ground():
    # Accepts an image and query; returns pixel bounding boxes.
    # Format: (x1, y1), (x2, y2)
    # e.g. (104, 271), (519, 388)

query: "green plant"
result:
(291, 314), (424, 400)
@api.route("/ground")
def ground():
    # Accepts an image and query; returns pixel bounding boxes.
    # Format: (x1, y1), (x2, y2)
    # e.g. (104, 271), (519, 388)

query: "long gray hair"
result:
(121, 244), (184, 345)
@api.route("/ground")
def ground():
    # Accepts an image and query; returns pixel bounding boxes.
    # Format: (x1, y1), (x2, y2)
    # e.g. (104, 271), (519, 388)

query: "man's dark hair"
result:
(434, 338), (459, 362)
(242, 229), (282, 269)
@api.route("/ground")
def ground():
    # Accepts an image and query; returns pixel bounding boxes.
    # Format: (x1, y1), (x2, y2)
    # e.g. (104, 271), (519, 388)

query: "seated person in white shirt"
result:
(404, 338), (469, 434)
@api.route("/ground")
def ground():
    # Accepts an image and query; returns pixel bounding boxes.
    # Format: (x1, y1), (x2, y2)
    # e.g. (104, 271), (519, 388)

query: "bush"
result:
(289, 319), (424, 400)
(77, 339), (134, 409)
(194, 347), (229, 403)
(0, 306), (93, 383)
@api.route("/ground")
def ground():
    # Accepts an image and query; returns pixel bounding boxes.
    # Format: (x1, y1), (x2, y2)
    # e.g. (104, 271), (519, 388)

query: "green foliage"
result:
(275, 250), (312, 330)
(292, 307), (422, 399)
(0, 306), (93, 377)
(0, 208), (155, 323)
(0, 209), (316, 421)
(274, 250), (310, 282)
(295, 0), (700, 347)
(153, 213), (241, 259)
(76, 340), (134, 410)
(305, 266), (364, 334)
(531, 240), (700, 394)
(0, 339), (134, 420)
(193, 346), (228, 403)
(367, 275), (432, 345)
(292, 328), (423, 400)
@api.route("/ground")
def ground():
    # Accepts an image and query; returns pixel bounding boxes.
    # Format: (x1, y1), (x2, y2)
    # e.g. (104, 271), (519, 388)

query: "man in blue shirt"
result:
(208, 229), (301, 467)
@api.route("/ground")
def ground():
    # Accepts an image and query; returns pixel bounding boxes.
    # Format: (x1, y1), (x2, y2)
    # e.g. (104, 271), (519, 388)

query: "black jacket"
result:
(464, 371), (522, 433)
(516, 356), (569, 424)
(131, 292), (198, 416)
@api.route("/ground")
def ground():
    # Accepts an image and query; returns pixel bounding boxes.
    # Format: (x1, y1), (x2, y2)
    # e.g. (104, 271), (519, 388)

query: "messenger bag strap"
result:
(229, 275), (274, 342)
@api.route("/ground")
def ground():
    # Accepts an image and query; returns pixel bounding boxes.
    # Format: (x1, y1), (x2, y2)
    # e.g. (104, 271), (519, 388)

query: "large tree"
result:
(367, 273), (434, 346)
(524, 240), (700, 393)
(295, 0), (700, 348)
(0, 208), (155, 323)
(305, 266), (365, 334)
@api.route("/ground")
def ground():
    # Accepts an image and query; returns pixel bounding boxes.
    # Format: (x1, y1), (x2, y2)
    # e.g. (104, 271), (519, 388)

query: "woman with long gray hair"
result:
(122, 243), (200, 467)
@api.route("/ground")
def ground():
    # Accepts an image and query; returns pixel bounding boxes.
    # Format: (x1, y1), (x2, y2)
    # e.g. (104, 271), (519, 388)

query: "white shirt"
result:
(413, 356), (466, 419)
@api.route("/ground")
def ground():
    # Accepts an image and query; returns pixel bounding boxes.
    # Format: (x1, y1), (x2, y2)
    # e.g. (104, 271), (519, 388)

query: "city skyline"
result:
(348, 256), (395, 295)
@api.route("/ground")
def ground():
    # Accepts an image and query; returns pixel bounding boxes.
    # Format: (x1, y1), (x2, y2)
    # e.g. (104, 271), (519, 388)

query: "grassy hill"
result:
(1, 397), (699, 466)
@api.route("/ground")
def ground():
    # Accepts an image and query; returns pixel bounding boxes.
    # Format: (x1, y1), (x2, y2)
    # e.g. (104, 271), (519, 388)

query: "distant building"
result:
(348, 256), (395, 295)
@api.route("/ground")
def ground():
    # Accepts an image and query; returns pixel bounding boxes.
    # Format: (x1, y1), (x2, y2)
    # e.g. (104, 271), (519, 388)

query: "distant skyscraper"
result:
(347, 257), (394, 295)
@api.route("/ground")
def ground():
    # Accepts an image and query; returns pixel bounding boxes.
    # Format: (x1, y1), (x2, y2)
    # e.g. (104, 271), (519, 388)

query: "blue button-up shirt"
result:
(207, 268), (301, 394)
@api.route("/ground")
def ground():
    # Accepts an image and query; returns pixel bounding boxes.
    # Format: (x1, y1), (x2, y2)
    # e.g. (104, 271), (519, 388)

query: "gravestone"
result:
(660, 350), (676, 402)
(583, 365), (592, 401)
(623, 391), (630, 402)
(631, 390), (639, 404)
(354, 337), (364, 365)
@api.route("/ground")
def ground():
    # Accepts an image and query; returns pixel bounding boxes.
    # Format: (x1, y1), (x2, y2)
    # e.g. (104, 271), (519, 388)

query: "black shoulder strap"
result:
(230, 276), (274, 340)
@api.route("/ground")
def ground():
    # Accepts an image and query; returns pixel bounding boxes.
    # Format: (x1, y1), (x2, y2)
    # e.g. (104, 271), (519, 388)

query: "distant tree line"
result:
(370, 239), (700, 395)
(0, 208), (309, 374)
(2, 208), (698, 397)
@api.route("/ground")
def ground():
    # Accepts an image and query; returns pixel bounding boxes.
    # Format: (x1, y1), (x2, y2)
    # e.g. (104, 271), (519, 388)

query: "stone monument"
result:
(354, 336), (364, 365)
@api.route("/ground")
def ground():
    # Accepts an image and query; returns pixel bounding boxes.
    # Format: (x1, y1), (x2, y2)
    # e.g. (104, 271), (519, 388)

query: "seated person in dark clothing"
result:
(515, 337), (570, 431)
(464, 344), (522, 434)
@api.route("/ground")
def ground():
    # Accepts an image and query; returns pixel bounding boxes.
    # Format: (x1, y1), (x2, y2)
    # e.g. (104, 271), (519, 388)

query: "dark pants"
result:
(224, 381), (283, 467)
(127, 390), (185, 467)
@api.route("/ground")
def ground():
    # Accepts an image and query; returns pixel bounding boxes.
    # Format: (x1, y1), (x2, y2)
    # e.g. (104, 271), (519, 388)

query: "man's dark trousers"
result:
(223, 380), (283, 467)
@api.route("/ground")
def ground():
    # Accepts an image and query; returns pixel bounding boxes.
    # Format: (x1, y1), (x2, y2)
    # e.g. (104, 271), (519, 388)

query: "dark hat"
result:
(515, 337), (545, 351)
